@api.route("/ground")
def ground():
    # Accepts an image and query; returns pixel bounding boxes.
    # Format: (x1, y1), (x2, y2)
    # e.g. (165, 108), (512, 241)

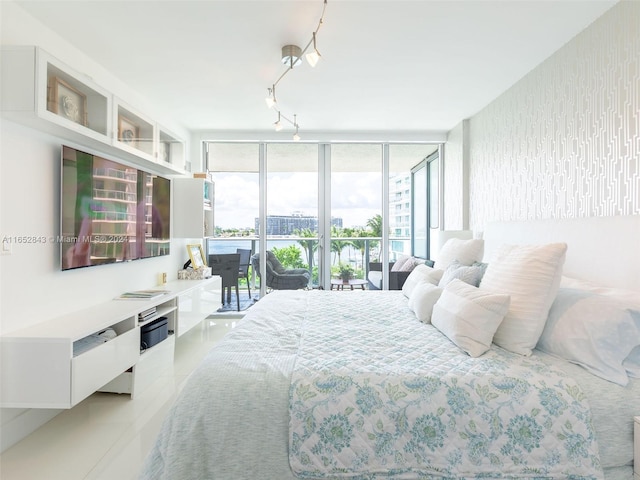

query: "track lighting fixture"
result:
(274, 112), (283, 131)
(281, 45), (302, 68)
(265, 86), (276, 109)
(293, 115), (300, 141)
(265, 0), (328, 137)
(305, 32), (321, 68)
(272, 111), (301, 140)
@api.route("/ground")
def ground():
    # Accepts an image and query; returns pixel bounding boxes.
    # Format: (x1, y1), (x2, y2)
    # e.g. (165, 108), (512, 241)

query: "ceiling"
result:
(9, 0), (617, 137)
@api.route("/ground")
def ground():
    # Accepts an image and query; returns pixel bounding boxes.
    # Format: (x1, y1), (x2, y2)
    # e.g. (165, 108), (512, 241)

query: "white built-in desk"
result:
(0, 277), (221, 409)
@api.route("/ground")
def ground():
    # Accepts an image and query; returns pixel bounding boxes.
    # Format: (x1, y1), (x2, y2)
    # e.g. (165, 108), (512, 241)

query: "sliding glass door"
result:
(265, 143), (318, 287)
(206, 141), (441, 294)
(329, 144), (382, 285)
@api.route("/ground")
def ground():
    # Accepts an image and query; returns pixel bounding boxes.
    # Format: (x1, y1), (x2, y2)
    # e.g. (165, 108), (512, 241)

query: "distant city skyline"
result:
(214, 172), (383, 230)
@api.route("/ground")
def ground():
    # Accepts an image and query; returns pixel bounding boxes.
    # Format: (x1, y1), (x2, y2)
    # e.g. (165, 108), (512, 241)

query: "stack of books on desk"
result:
(118, 289), (168, 300)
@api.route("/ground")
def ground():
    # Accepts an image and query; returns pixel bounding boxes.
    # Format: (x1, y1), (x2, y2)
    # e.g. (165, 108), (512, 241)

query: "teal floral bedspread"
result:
(288, 292), (603, 479)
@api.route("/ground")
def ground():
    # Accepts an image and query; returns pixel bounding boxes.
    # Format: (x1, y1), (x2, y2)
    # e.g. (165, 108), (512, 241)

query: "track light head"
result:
(265, 87), (276, 109)
(305, 33), (321, 67)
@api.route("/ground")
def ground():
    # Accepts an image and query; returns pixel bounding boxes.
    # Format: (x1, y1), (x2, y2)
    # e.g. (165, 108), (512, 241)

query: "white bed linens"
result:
(289, 290), (602, 478)
(139, 290), (638, 480)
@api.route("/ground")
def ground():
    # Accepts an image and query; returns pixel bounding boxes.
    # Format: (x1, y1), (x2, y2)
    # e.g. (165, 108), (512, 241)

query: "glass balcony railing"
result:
(205, 235), (412, 288)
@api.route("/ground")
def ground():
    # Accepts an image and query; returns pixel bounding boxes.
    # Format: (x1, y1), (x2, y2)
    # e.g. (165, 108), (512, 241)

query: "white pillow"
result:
(391, 255), (410, 272)
(537, 288), (640, 385)
(480, 242), (567, 356)
(434, 238), (484, 270)
(438, 260), (487, 287)
(432, 279), (510, 357)
(560, 276), (640, 309)
(408, 283), (443, 323)
(402, 264), (444, 298)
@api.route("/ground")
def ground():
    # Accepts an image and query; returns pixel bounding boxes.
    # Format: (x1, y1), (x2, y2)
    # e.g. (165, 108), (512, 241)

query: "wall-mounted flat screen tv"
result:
(60, 145), (171, 270)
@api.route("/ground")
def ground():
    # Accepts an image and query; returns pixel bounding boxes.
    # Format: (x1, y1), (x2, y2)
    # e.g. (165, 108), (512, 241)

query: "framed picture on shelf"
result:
(187, 244), (206, 269)
(47, 76), (87, 126)
(118, 115), (139, 147)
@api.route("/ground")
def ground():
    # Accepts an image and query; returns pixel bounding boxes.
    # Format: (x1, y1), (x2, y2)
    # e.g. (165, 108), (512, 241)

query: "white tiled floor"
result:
(0, 315), (238, 480)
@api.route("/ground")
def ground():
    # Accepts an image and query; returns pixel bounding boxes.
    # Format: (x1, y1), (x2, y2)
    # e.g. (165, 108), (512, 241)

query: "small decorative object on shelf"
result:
(118, 115), (139, 147)
(187, 244), (206, 269)
(47, 76), (87, 126)
(178, 267), (212, 280)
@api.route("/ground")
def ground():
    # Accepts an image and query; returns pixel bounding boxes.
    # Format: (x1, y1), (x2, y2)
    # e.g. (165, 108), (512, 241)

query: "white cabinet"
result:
(173, 177), (214, 238)
(114, 99), (156, 160)
(177, 277), (221, 336)
(159, 125), (188, 172)
(1, 45), (111, 144)
(1, 45), (186, 176)
(0, 305), (140, 409)
(0, 277), (221, 408)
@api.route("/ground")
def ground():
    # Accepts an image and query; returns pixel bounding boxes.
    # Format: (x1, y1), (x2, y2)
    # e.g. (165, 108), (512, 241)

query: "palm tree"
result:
(294, 228), (317, 275)
(366, 214), (383, 261)
(330, 225), (353, 265)
(346, 227), (369, 272)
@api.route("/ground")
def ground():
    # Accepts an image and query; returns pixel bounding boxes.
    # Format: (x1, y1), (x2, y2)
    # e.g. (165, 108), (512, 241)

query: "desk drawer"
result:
(71, 327), (139, 405)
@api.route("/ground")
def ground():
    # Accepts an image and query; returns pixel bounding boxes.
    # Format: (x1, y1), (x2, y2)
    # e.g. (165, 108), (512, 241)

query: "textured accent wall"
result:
(444, 122), (464, 230)
(468, 0), (639, 230)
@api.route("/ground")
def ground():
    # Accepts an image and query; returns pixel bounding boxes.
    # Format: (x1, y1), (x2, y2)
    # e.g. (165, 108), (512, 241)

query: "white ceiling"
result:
(10, 0), (617, 136)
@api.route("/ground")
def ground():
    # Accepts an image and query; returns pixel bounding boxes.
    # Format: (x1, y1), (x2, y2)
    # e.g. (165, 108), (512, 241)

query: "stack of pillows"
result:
(403, 236), (640, 386)
(403, 237), (567, 359)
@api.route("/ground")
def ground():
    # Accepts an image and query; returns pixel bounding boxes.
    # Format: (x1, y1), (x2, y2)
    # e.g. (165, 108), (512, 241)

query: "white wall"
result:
(0, 2), (197, 451)
(466, 0), (639, 230)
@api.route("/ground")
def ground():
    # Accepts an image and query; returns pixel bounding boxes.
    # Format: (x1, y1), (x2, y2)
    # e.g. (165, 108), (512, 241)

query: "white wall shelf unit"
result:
(0, 277), (221, 409)
(158, 124), (187, 172)
(114, 99), (155, 160)
(173, 177), (214, 238)
(0, 45), (187, 176)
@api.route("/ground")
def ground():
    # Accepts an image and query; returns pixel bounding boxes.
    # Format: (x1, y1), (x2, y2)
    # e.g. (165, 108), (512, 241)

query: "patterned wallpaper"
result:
(466, 0), (639, 231)
(443, 123), (464, 230)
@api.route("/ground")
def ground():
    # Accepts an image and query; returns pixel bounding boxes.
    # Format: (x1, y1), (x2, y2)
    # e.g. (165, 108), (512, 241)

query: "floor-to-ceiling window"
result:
(205, 141), (441, 293)
(330, 144), (382, 283)
(265, 143), (318, 286)
(389, 144), (439, 262)
(205, 142), (260, 289)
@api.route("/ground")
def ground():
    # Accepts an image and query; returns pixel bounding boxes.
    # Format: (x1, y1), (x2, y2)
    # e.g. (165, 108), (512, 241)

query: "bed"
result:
(140, 216), (640, 480)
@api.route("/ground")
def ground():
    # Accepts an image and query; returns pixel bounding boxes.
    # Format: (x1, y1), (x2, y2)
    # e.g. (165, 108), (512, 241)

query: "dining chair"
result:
(208, 253), (241, 311)
(236, 248), (252, 299)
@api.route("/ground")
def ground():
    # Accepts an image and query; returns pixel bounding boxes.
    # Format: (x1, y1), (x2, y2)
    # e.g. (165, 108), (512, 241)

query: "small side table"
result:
(330, 279), (367, 291)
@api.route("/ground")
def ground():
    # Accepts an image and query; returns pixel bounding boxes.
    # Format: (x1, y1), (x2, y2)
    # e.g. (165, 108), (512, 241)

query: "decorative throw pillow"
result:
(537, 288), (640, 386)
(397, 256), (419, 272)
(401, 264), (444, 298)
(479, 242), (567, 356)
(433, 238), (484, 271)
(431, 279), (510, 357)
(408, 282), (443, 323)
(438, 260), (487, 287)
(391, 255), (410, 272)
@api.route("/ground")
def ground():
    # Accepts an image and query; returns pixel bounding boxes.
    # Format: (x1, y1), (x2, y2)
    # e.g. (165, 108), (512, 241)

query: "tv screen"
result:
(60, 145), (171, 270)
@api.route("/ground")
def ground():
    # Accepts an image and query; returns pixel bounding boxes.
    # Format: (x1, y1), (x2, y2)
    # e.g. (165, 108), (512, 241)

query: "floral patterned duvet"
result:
(288, 291), (603, 479)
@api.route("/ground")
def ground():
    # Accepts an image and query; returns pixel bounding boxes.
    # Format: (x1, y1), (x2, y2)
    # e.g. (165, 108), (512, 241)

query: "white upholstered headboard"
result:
(483, 215), (640, 292)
